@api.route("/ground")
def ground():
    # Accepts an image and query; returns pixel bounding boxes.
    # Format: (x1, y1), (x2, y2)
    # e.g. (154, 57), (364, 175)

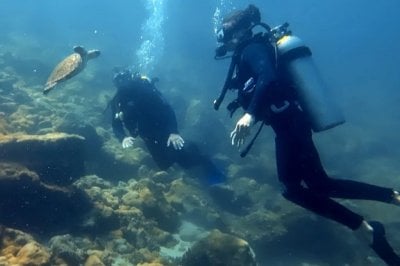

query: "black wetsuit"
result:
(233, 39), (395, 230)
(111, 79), (225, 185)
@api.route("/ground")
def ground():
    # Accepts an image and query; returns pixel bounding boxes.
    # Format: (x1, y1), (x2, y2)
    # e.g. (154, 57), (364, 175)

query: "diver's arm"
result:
(164, 107), (184, 149)
(164, 104), (179, 134)
(110, 96), (127, 142)
(112, 112), (127, 142)
(151, 87), (183, 149)
(231, 44), (276, 147)
(111, 97), (139, 142)
(112, 121), (126, 143)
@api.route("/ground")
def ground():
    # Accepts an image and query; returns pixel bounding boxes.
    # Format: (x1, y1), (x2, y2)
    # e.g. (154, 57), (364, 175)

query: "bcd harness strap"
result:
(240, 121), (264, 158)
(213, 52), (240, 111)
(214, 31), (280, 157)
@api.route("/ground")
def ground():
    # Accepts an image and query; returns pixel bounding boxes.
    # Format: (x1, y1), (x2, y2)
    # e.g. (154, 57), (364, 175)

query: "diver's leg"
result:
(145, 140), (175, 170)
(284, 186), (400, 265)
(274, 110), (400, 263)
(303, 154), (399, 204)
(297, 132), (398, 204)
(276, 134), (362, 227)
(317, 178), (397, 203)
(276, 135), (400, 264)
(283, 186), (364, 229)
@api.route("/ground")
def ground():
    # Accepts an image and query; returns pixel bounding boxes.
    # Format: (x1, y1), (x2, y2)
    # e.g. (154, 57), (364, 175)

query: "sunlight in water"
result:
(136, 0), (166, 75)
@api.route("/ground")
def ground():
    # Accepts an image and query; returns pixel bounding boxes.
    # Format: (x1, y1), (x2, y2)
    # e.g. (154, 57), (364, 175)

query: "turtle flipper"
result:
(87, 50), (101, 60)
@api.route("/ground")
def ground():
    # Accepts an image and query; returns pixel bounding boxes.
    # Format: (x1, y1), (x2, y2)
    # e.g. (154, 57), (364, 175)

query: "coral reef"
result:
(0, 42), (382, 266)
(0, 162), (92, 233)
(0, 227), (50, 265)
(0, 133), (85, 185)
(181, 229), (257, 266)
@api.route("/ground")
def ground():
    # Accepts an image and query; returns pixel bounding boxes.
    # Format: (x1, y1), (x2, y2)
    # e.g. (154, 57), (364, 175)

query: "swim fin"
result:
(369, 221), (400, 266)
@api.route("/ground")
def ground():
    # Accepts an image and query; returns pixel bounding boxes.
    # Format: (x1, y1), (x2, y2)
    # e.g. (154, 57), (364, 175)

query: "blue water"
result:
(2, 1), (399, 119)
(1, 0), (400, 265)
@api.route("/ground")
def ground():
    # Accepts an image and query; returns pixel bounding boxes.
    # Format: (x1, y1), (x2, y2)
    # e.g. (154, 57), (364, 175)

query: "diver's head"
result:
(112, 69), (142, 90)
(215, 4), (261, 57)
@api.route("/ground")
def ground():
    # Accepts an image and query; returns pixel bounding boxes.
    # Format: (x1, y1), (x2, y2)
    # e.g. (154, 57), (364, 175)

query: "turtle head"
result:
(73, 45), (87, 56)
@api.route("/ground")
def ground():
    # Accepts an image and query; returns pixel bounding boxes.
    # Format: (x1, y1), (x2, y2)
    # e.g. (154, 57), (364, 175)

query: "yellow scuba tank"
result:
(272, 23), (345, 132)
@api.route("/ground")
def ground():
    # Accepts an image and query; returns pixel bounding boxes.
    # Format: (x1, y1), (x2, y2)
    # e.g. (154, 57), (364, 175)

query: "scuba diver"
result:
(110, 69), (248, 213)
(213, 4), (400, 265)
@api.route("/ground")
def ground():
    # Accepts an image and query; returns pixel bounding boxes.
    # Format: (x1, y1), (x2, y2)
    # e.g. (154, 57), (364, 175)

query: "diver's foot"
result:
(354, 220), (373, 244)
(208, 184), (252, 215)
(368, 221), (400, 266)
(391, 190), (400, 206)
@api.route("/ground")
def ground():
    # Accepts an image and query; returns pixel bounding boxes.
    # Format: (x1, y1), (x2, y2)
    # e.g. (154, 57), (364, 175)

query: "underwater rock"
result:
(97, 137), (150, 180)
(121, 179), (181, 232)
(12, 242), (51, 266)
(74, 175), (127, 234)
(9, 85), (32, 105)
(0, 102), (18, 114)
(84, 254), (105, 266)
(0, 162), (92, 234)
(0, 93), (21, 115)
(8, 105), (39, 133)
(228, 209), (287, 245)
(0, 132), (85, 185)
(55, 121), (147, 182)
(0, 116), (9, 134)
(75, 175), (179, 243)
(159, 221), (207, 261)
(56, 121), (103, 157)
(181, 229), (257, 266)
(0, 70), (18, 93)
(48, 234), (91, 265)
(136, 262), (164, 266)
(0, 227), (51, 265)
(165, 179), (224, 229)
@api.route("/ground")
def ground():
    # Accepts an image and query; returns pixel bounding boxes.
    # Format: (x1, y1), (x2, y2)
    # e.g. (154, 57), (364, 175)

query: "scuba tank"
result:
(271, 23), (345, 132)
(214, 22), (345, 132)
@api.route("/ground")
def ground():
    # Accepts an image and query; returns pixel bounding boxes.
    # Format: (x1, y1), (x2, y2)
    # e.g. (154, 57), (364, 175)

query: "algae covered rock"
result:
(181, 229), (257, 266)
(121, 179), (181, 232)
(48, 234), (89, 265)
(0, 132), (85, 185)
(0, 162), (92, 234)
(84, 254), (105, 266)
(0, 227), (51, 265)
(0, 116), (10, 134)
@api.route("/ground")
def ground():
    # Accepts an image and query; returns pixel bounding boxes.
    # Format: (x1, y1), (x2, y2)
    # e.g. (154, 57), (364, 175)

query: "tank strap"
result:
(213, 53), (240, 110)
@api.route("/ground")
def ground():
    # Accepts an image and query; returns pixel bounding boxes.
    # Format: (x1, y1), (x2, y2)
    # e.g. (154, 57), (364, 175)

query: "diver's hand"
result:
(167, 133), (185, 150)
(230, 113), (254, 147)
(122, 137), (135, 149)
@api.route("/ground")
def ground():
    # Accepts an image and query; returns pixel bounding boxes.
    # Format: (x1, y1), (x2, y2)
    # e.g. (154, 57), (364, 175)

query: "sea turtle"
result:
(43, 45), (100, 95)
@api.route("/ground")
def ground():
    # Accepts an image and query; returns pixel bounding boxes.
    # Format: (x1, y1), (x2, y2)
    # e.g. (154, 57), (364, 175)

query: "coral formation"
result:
(0, 227), (50, 265)
(0, 38), (382, 266)
(181, 229), (257, 266)
(0, 132), (85, 185)
(0, 162), (92, 233)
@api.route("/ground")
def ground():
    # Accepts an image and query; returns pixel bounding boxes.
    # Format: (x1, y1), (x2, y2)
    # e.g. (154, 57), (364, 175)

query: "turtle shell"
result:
(44, 52), (84, 94)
